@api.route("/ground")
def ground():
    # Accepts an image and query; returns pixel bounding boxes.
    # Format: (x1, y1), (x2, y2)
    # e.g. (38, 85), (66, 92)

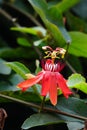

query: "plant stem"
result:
(39, 96), (46, 113)
(66, 61), (77, 73)
(0, 93), (87, 121)
(3, 2), (42, 26)
(65, 40), (70, 59)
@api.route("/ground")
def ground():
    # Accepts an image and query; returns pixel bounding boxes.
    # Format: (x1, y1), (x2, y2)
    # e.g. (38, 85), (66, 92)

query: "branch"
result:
(0, 93), (86, 121)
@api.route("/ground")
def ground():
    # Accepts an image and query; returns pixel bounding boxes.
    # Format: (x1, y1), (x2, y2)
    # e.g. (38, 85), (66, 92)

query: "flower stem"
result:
(0, 93), (87, 121)
(39, 96), (46, 113)
(65, 40), (70, 58)
(66, 61), (77, 73)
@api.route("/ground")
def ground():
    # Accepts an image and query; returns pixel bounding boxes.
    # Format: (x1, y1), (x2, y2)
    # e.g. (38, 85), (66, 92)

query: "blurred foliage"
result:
(0, 0), (87, 130)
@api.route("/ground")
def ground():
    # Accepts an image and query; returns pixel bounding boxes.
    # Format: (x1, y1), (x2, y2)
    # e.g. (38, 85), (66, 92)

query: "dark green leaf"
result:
(66, 12), (87, 33)
(13, 0), (34, 14)
(0, 81), (19, 92)
(0, 74), (22, 92)
(0, 47), (37, 59)
(9, 74), (24, 85)
(22, 113), (64, 129)
(56, 97), (87, 121)
(72, 0), (87, 19)
(0, 74), (23, 92)
(0, 58), (11, 75)
(5, 91), (41, 103)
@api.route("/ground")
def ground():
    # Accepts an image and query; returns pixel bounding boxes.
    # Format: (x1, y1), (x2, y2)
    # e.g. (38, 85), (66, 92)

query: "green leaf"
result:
(0, 58), (11, 75)
(67, 73), (87, 94)
(11, 27), (38, 35)
(0, 81), (19, 92)
(67, 73), (85, 86)
(56, 97), (87, 121)
(6, 91), (41, 103)
(72, 82), (87, 94)
(69, 32), (87, 57)
(17, 37), (31, 47)
(54, 0), (80, 13)
(0, 74), (23, 92)
(6, 62), (30, 79)
(28, 0), (71, 46)
(72, 0), (87, 19)
(9, 74), (24, 85)
(0, 47), (37, 59)
(66, 12), (87, 33)
(22, 113), (64, 129)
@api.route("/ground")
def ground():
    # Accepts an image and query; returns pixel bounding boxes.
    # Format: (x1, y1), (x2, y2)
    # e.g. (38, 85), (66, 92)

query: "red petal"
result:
(17, 71), (44, 91)
(57, 62), (65, 72)
(56, 73), (72, 98)
(49, 73), (57, 105)
(41, 71), (51, 96)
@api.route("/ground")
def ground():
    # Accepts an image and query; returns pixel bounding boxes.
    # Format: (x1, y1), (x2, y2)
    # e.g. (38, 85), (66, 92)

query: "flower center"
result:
(45, 62), (58, 72)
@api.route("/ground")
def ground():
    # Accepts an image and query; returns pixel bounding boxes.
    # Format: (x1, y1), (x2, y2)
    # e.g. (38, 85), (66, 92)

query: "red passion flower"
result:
(17, 59), (72, 105)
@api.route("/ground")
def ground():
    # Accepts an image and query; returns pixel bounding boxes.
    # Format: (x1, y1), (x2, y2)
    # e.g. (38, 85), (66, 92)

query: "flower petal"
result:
(56, 73), (72, 98)
(17, 71), (44, 91)
(57, 62), (65, 72)
(41, 71), (51, 96)
(49, 73), (57, 105)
